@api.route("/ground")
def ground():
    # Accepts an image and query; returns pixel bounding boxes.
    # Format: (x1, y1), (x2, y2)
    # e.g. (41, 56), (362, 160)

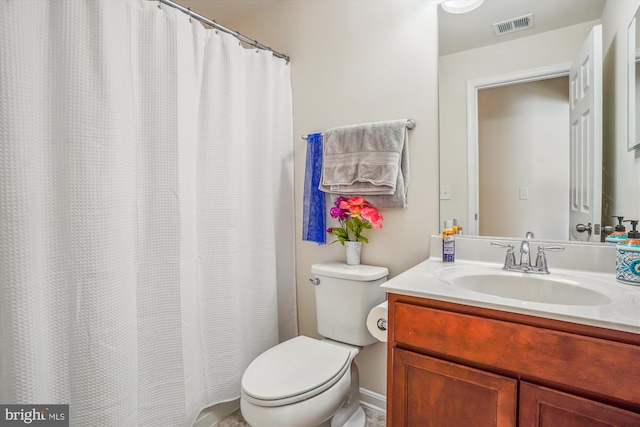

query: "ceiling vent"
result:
(493, 13), (534, 36)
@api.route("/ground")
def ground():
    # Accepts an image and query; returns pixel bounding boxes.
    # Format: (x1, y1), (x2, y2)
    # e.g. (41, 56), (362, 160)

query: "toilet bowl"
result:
(241, 336), (363, 427)
(240, 262), (388, 427)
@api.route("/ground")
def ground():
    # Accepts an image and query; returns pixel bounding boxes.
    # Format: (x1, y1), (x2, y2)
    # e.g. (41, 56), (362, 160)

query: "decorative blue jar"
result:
(616, 220), (640, 286)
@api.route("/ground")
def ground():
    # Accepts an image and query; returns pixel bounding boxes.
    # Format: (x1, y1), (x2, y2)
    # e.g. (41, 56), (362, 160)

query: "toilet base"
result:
(337, 406), (365, 427)
(330, 363), (365, 427)
(318, 406), (365, 427)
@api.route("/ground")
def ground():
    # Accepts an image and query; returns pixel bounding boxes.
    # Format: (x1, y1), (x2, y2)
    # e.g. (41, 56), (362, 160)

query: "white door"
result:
(569, 25), (602, 241)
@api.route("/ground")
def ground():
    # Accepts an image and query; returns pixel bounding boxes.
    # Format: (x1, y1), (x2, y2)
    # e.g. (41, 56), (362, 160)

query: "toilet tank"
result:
(310, 262), (388, 346)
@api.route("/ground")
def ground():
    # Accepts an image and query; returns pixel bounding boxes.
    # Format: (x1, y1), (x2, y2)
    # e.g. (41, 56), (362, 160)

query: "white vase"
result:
(345, 241), (362, 265)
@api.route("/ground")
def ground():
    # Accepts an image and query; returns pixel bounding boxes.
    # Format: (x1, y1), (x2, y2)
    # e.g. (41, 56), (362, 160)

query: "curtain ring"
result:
(157, 1), (161, 9)
(187, 7), (192, 23)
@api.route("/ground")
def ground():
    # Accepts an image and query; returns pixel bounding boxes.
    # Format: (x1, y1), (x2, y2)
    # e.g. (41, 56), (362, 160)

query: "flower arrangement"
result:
(326, 196), (384, 245)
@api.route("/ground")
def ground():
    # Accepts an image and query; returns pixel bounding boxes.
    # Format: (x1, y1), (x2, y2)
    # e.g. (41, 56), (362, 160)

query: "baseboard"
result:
(359, 388), (386, 414)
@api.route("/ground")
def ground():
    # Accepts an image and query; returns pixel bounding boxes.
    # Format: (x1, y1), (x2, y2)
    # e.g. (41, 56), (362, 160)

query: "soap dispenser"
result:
(605, 216), (627, 244)
(615, 220), (640, 285)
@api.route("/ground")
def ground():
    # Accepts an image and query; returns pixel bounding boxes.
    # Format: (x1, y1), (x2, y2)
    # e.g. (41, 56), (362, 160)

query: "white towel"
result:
(319, 119), (410, 208)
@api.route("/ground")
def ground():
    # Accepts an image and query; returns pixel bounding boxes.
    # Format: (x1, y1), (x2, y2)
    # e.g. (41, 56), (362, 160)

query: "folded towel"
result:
(362, 136), (410, 209)
(319, 120), (410, 208)
(302, 133), (326, 244)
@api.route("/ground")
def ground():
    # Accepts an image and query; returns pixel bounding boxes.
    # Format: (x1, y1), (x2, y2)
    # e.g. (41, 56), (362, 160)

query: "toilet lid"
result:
(241, 336), (352, 406)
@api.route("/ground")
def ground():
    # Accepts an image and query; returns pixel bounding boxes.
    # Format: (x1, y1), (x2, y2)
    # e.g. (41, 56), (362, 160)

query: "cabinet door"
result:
(520, 382), (640, 427)
(390, 348), (517, 427)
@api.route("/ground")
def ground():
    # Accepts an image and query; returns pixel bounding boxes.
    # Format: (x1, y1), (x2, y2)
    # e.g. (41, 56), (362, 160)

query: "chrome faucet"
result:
(491, 232), (564, 274)
(519, 231), (535, 269)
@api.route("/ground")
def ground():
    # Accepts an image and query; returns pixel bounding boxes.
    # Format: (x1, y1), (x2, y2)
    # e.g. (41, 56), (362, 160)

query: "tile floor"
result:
(214, 406), (385, 427)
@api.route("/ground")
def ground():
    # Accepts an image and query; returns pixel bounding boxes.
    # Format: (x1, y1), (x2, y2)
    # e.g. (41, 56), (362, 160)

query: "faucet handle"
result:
(538, 245), (564, 252)
(491, 242), (516, 270)
(490, 241), (514, 250)
(534, 245), (565, 273)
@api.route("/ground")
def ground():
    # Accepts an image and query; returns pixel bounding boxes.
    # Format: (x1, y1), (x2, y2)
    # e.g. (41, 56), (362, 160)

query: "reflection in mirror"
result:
(629, 4), (640, 151)
(438, 0), (607, 242)
(478, 78), (569, 239)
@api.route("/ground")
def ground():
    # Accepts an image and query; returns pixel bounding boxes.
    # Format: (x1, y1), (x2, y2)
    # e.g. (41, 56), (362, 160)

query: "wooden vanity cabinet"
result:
(387, 294), (640, 427)
(392, 348), (517, 427)
(519, 382), (640, 427)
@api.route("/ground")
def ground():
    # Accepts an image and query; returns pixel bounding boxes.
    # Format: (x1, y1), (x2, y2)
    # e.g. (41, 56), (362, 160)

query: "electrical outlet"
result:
(440, 185), (452, 200)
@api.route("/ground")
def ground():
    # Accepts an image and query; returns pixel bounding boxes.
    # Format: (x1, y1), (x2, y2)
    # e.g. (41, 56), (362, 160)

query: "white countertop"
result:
(381, 236), (640, 335)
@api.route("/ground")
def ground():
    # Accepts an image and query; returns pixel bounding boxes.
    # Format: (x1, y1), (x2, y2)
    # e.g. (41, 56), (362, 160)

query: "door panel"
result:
(391, 348), (517, 427)
(520, 382), (640, 427)
(569, 25), (602, 241)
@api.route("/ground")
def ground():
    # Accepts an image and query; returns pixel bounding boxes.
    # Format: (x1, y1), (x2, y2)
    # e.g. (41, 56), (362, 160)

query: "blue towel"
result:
(302, 133), (326, 244)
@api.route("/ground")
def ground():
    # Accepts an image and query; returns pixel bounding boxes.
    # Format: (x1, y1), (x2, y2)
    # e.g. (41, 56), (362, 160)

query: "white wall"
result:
(478, 78), (570, 239)
(172, 0), (640, 408)
(635, 62), (640, 146)
(439, 20), (598, 232)
(189, 1), (440, 398)
(601, 0), (640, 223)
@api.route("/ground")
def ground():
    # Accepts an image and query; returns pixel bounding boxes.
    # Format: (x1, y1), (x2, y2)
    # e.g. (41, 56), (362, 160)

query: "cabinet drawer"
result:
(393, 302), (640, 407)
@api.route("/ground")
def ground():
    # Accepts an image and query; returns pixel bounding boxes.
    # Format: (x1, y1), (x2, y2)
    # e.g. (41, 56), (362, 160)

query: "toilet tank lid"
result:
(311, 262), (388, 281)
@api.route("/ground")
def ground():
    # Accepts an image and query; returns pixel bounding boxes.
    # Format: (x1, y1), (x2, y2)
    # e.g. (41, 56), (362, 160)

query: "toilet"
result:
(240, 262), (388, 427)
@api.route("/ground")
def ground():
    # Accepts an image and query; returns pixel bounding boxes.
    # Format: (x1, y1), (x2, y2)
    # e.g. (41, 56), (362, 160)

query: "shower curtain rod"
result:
(301, 119), (416, 139)
(156, 0), (290, 63)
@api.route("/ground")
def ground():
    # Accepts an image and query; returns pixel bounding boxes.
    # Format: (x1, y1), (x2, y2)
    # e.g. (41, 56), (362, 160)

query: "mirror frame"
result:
(629, 11), (640, 151)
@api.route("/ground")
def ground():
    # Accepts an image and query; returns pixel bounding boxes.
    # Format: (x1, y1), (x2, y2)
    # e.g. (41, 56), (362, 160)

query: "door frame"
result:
(466, 62), (572, 236)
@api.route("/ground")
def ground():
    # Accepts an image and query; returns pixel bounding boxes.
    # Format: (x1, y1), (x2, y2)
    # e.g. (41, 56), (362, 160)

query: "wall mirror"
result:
(438, 0), (610, 243)
(629, 4), (640, 151)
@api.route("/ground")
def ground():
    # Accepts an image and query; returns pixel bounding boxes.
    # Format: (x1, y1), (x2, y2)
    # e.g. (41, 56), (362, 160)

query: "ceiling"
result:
(176, 0), (606, 57)
(178, 0), (278, 28)
(438, 0), (606, 56)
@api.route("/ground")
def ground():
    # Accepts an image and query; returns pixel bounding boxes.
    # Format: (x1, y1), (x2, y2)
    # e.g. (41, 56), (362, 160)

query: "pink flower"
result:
(347, 196), (365, 205)
(361, 207), (383, 229)
(326, 196), (383, 245)
(339, 196), (366, 216)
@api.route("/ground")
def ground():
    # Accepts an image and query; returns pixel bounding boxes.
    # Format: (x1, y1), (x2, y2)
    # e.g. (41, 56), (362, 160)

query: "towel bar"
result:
(302, 119), (416, 140)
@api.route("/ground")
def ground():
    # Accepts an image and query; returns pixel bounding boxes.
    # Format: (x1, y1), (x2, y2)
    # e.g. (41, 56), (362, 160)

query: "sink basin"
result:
(440, 270), (612, 306)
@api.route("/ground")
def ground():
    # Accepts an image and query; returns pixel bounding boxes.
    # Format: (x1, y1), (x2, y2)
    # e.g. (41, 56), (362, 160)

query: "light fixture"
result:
(441, 0), (484, 14)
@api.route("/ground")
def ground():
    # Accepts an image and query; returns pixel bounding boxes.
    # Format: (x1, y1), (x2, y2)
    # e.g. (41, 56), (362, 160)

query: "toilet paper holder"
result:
(367, 300), (389, 342)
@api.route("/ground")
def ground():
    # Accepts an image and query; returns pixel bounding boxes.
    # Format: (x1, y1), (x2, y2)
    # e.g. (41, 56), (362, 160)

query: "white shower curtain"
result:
(0, 1), (296, 425)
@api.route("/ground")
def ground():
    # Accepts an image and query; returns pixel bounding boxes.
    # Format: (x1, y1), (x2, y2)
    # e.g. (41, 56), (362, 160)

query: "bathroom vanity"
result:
(382, 236), (640, 427)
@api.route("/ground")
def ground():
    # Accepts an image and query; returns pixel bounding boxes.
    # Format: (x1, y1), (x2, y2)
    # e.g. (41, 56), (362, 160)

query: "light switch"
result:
(440, 185), (452, 200)
(519, 187), (529, 200)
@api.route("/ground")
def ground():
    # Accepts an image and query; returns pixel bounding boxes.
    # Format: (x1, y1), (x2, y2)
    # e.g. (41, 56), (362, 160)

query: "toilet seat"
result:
(241, 336), (353, 407)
